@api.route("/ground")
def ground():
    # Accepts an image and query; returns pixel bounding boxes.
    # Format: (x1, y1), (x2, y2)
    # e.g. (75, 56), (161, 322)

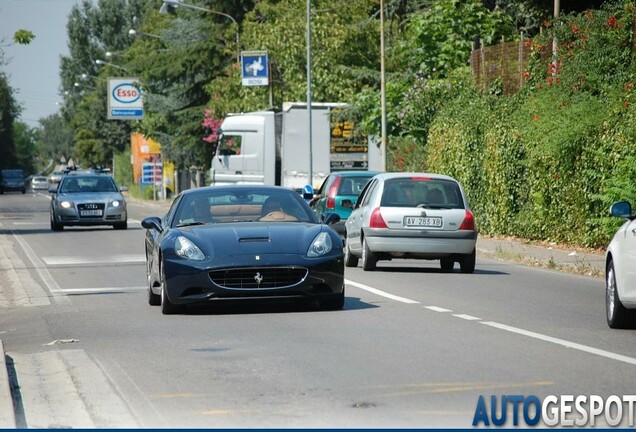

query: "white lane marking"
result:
(481, 321), (636, 367)
(425, 306), (452, 313)
(42, 255), (145, 266)
(12, 232), (68, 301)
(12, 222), (47, 226)
(63, 287), (146, 294)
(345, 279), (419, 304)
(453, 314), (481, 321)
(346, 276), (636, 368)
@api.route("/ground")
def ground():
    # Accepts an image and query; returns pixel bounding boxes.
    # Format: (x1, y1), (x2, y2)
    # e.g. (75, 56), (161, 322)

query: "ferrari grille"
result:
(209, 267), (308, 289)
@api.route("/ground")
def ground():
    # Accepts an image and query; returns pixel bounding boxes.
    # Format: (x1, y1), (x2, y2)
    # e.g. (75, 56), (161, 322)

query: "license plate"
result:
(404, 216), (442, 227)
(80, 210), (103, 216)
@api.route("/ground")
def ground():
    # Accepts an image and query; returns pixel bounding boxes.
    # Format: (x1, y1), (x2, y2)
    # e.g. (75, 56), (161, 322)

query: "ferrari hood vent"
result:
(235, 226), (271, 242)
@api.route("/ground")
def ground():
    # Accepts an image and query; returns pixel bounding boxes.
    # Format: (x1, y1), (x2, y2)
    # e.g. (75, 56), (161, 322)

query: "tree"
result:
(37, 113), (74, 164)
(0, 72), (19, 169)
(12, 121), (37, 174)
(59, 0), (147, 167)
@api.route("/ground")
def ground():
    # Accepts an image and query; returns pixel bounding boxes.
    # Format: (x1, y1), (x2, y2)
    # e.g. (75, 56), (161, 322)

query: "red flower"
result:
(607, 16), (617, 27)
(533, 114), (540, 122)
(523, 71), (531, 79)
(624, 101), (630, 109)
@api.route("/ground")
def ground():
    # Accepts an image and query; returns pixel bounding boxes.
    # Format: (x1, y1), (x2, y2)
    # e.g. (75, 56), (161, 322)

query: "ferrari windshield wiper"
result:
(176, 221), (207, 227)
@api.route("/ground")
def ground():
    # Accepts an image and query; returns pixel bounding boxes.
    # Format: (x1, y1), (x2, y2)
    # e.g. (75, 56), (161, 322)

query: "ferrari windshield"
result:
(174, 188), (316, 226)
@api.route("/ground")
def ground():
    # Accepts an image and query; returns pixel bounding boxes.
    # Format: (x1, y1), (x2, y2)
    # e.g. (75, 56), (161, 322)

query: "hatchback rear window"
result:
(381, 178), (465, 209)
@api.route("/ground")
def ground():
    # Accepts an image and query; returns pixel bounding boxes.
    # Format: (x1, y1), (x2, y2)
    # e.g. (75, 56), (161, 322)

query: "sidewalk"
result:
(477, 235), (605, 278)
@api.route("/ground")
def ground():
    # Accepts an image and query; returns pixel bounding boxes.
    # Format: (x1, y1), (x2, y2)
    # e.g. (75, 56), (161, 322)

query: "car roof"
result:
(372, 172), (459, 182)
(179, 185), (297, 197)
(331, 170), (382, 177)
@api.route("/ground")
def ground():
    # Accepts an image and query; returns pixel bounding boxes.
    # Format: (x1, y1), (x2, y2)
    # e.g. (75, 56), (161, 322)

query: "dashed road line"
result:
(345, 280), (636, 367)
(344, 279), (420, 304)
(425, 306), (452, 313)
(452, 313), (481, 321)
(63, 287), (145, 294)
(480, 321), (636, 367)
(42, 255), (145, 266)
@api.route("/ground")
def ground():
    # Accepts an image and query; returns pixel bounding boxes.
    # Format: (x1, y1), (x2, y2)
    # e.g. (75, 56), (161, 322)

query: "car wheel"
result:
(606, 259), (634, 329)
(50, 213), (63, 231)
(361, 238), (376, 271)
(440, 258), (454, 272)
(147, 257), (160, 306)
(459, 249), (476, 274)
(160, 265), (182, 315)
(321, 285), (345, 310)
(344, 239), (359, 268)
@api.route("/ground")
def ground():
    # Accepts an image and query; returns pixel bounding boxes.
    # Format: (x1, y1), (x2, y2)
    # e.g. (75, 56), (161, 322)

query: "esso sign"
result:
(112, 83), (141, 103)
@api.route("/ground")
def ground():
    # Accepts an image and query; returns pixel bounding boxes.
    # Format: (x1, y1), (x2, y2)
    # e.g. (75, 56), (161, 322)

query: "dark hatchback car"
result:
(0, 169), (26, 194)
(311, 171), (381, 237)
(142, 185), (345, 314)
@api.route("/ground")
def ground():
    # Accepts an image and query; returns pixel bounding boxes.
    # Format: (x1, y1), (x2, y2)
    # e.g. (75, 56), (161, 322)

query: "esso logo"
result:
(112, 83), (141, 104)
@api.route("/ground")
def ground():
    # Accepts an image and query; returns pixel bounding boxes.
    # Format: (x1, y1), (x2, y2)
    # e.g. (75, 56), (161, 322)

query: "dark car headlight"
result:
(307, 232), (333, 257)
(175, 236), (206, 261)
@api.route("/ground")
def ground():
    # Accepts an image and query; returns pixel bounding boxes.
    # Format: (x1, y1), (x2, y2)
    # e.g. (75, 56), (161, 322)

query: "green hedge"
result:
(420, 2), (636, 248)
(426, 85), (636, 248)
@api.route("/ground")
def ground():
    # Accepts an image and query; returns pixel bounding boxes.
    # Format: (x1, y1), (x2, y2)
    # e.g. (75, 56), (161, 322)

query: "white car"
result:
(344, 172), (477, 272)
(31, 175), (49, 190)
(605, 201), (636, 328)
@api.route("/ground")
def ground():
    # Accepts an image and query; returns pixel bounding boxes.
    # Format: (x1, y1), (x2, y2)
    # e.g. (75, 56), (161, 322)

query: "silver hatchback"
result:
(344, 172), (477, 272)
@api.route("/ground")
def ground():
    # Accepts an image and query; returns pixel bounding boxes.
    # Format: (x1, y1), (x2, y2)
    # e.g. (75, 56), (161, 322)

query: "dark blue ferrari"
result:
(142, 185), (345, 314)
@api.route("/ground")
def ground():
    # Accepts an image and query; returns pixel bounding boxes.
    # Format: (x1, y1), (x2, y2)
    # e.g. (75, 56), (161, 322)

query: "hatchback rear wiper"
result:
(416, 203), (453, 210)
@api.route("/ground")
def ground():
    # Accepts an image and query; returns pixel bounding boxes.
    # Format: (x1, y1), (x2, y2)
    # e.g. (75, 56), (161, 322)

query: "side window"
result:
(318, 175), (334, 197)
(358, 179), (377, 208)
(217, 134), (242, 156)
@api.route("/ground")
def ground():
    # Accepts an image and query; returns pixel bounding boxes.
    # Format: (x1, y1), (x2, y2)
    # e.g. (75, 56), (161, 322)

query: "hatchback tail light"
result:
(458, 210), (475, 230)
(326, 176), (342, 209)
(369, 207), (388, 228)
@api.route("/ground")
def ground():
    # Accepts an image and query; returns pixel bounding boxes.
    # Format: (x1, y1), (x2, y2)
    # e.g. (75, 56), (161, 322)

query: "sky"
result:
(0, 0), (80, 127)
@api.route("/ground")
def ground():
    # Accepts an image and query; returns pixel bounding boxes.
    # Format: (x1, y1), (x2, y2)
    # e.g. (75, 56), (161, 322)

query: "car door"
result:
(618, 218), (636, 303)
(346, 179), (378, 255)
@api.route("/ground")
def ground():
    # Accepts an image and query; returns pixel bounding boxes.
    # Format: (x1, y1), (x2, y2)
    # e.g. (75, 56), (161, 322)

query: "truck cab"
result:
(211, 111), (279, 186)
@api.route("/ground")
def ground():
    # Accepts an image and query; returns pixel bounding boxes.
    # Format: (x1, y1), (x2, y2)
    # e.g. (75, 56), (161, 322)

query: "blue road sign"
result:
(241, 51), (269, 86)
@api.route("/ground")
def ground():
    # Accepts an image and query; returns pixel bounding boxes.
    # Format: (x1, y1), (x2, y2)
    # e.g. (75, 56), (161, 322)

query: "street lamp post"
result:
(129, 28), (163, 39)
(95, 59), (129, 72)
(306, 0), (313, 187)
(379, 0), (387, 172)
(160, 0), (240, 64)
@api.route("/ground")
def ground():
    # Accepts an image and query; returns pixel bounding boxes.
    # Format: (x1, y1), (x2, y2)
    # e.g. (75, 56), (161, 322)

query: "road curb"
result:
(0, 340), (16, 428)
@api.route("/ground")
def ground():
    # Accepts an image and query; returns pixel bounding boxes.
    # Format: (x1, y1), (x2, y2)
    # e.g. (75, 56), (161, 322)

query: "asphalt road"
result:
(0, 191), (634, 428)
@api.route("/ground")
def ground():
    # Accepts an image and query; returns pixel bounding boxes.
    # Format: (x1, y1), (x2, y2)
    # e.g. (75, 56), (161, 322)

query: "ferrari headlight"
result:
(307, 232), (332, 257)
(60, 201), (72, 209)
(175, 236), (205, 261)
